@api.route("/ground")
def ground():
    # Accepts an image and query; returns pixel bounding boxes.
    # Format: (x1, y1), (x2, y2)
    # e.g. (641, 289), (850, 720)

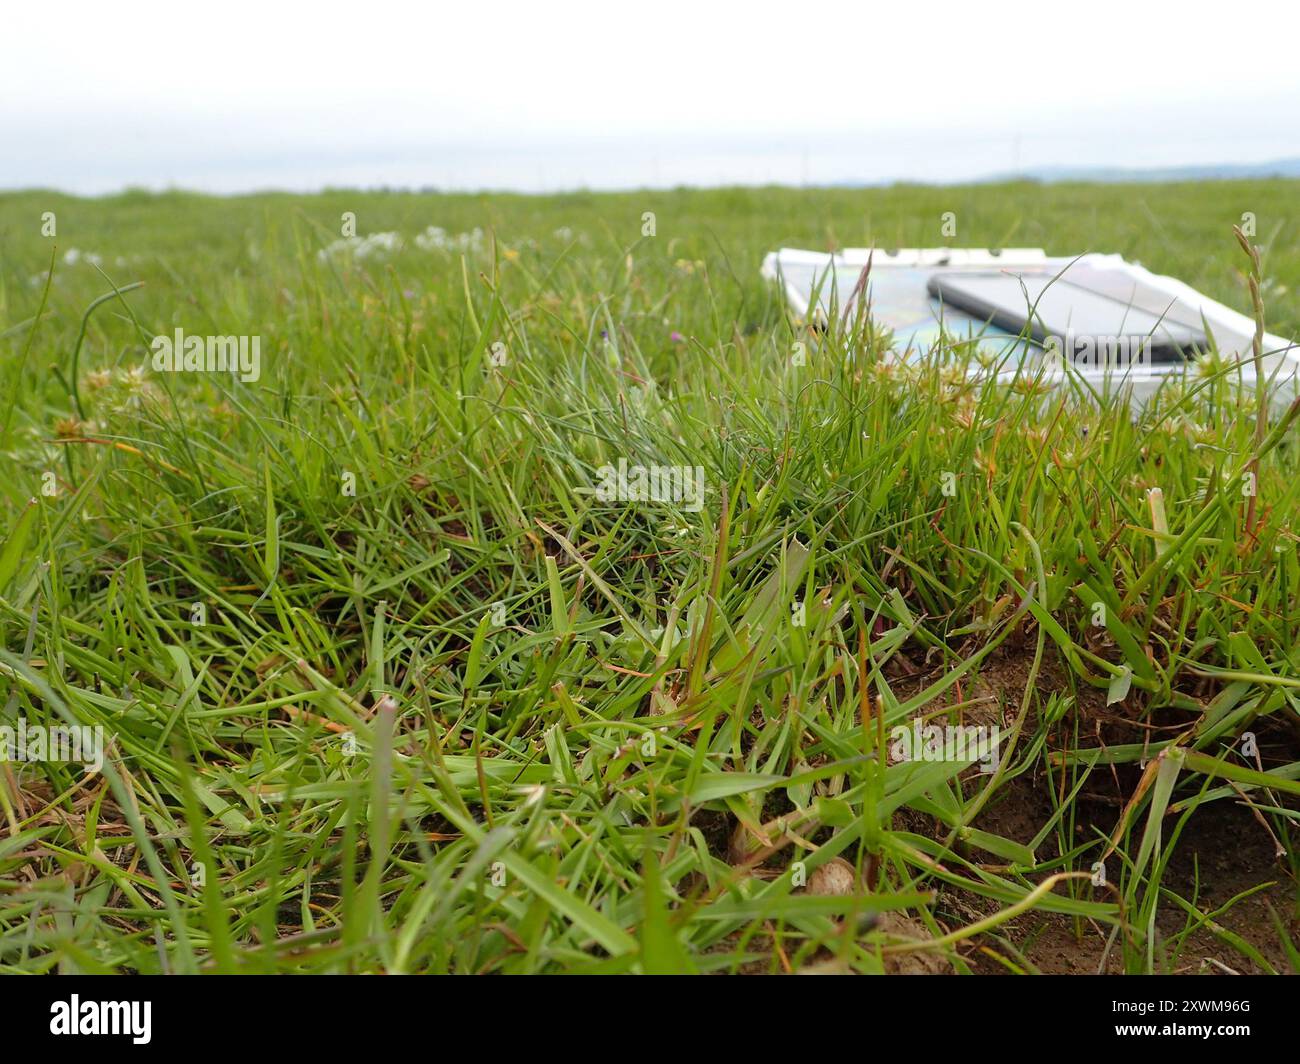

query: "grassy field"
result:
(1, 181), (1299, 974)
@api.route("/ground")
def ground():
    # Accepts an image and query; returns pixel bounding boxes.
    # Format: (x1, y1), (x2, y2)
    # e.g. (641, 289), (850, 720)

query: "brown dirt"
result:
(906, 647), (1300, 975)
(706, 642), (1299, 973)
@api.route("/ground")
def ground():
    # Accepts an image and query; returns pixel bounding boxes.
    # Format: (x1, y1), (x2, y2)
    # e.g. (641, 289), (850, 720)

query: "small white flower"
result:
(62, 248), (103, 267)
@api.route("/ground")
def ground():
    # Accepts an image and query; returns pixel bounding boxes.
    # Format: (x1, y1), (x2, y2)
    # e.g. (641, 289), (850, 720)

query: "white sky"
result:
(4, 0), (1298, 192)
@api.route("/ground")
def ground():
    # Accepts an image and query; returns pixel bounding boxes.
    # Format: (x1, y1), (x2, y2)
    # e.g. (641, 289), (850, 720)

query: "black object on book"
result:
(926, 271), (1207, 364)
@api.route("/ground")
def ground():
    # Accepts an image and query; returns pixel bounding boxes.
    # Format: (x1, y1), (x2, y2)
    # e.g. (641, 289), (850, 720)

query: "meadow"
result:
(1, 180), (1298, 974)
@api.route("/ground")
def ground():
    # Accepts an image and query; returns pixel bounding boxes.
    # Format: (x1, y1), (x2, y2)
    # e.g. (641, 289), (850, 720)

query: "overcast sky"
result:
(4, 0), (1298, 193)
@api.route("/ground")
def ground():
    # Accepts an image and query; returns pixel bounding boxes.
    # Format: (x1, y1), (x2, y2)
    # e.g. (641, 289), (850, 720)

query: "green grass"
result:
(1, 180), (1299, 974)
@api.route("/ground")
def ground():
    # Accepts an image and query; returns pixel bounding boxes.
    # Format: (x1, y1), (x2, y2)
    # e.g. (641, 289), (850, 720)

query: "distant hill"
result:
(982, 158), (1300, 183)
